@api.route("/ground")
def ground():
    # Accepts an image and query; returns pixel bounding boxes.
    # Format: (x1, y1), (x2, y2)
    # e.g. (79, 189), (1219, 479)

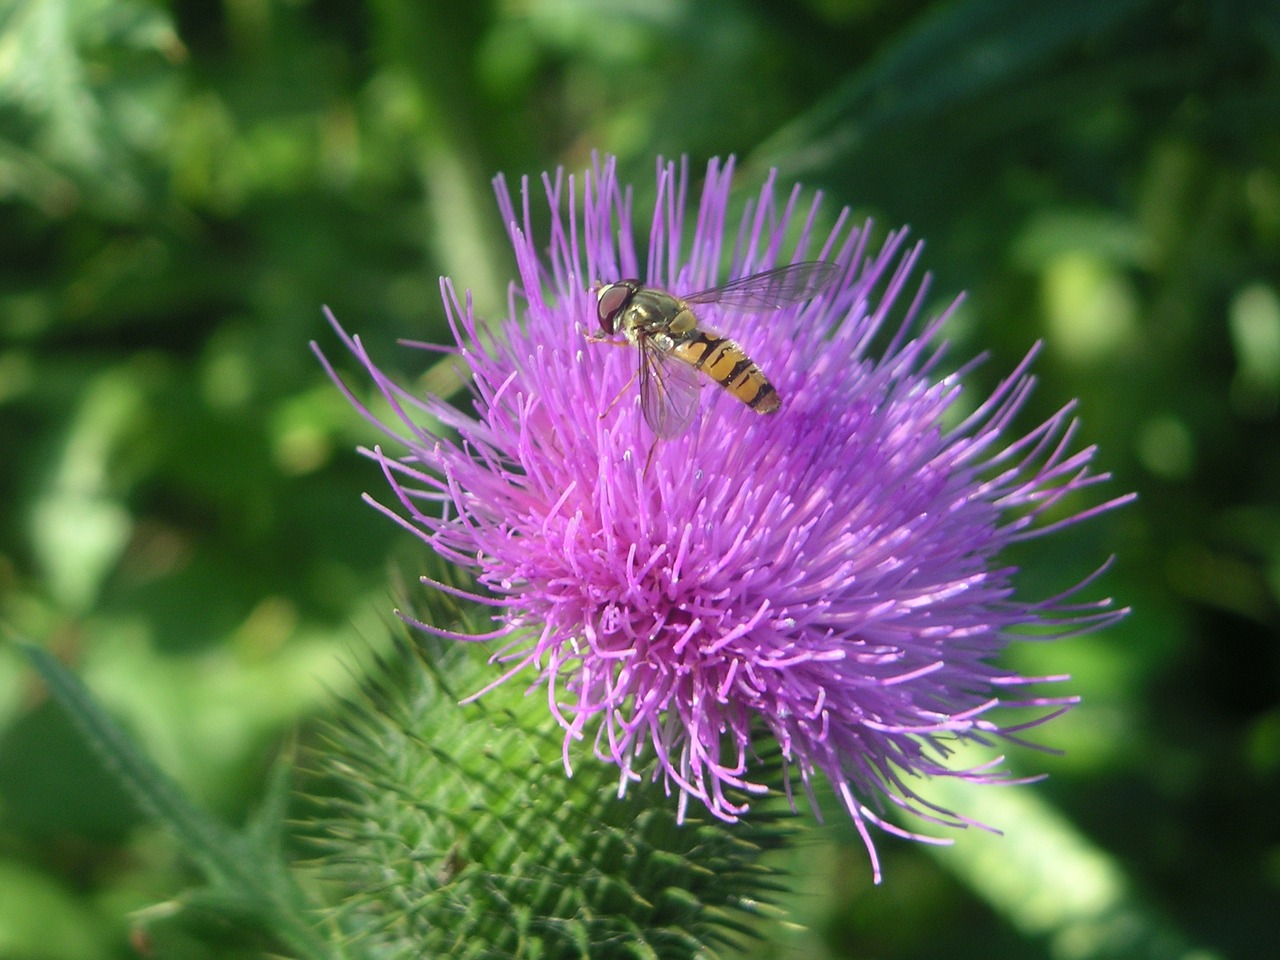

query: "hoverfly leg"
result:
(642, 437), (660, 478)
(586, 332), (630, 346)
(599, 369), (639, 421)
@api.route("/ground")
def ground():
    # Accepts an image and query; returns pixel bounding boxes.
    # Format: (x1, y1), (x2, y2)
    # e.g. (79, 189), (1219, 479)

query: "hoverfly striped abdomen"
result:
(670, 332), (780, 413)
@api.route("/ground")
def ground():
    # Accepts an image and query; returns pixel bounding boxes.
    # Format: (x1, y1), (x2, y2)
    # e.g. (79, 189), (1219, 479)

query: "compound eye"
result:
(596, 282), (632, 335)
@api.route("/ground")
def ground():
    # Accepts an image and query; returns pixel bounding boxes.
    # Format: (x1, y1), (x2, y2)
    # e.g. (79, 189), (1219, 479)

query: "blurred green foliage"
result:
(1, 0), (1278, 957)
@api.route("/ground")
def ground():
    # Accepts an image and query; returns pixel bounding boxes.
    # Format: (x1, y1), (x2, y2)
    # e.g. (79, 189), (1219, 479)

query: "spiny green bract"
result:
(307, 629), (792, 960)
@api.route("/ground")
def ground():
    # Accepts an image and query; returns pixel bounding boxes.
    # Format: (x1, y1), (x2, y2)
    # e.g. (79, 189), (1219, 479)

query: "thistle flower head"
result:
(318, 154), (1130, 880)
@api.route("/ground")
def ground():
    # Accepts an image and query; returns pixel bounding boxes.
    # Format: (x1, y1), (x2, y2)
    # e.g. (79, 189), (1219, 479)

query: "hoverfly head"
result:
(595, 280), (637, 336)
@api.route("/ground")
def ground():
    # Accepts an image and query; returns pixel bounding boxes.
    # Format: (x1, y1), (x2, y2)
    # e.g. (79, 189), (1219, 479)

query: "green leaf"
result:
(924, 771), (1217, 960)
(0, 0), (183, 213)
(751, 0), (1157, 177)
(14, 639), (335, 960)
(0, 858), (114, 960)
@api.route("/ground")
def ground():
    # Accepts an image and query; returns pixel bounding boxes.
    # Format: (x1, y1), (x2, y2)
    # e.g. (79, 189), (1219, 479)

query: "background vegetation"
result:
(2, 0), (1277, 957)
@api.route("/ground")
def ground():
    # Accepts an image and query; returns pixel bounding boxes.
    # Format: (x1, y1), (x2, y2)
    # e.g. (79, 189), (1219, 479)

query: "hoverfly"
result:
(592, 261), (838, 438)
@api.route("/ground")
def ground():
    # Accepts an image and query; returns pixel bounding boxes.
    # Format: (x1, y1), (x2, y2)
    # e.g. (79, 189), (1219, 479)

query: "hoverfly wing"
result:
(638, 339), (701, 438)
(682, 260), (838, 311)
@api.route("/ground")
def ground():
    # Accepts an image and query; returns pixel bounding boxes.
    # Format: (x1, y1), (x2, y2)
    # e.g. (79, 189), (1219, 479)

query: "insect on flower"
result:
(591, 262), (838, 437)
(317, 154), (1134, 883)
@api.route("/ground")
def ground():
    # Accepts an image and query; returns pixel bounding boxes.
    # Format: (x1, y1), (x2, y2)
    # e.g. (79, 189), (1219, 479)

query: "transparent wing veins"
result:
(638, 339), (701, 438)
(681, 260), (839, 311)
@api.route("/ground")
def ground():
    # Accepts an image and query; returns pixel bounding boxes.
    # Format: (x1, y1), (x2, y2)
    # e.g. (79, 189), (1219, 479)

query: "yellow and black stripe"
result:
(672, 332), (781, 413)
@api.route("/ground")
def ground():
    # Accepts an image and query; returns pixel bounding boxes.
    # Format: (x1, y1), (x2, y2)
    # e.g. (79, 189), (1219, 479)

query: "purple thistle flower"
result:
(317, 155), (1131, 881)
